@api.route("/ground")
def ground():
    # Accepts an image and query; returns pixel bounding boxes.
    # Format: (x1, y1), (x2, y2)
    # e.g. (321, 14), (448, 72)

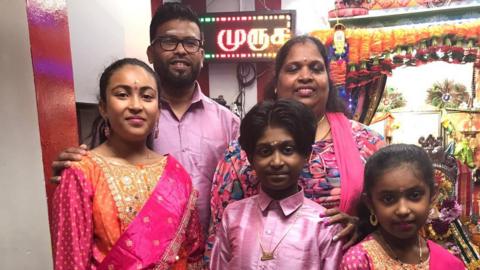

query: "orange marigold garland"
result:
(370, 30), (383, 57)
(330, 60), (347, 86)
(310, 21), (480, 92)
(347, 29), (361, 66)
(465, 22), (479, 63)
(429, 25), (444, 61)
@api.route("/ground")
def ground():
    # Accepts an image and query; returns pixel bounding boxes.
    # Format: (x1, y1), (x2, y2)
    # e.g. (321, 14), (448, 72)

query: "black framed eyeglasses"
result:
(151, 36), (203, 53)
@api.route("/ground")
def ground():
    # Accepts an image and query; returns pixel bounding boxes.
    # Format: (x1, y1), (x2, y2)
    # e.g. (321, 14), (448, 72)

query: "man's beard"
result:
(154, 61), (200, 90)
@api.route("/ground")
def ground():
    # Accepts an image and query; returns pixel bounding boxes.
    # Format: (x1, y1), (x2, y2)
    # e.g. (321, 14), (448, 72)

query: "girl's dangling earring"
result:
(369, 212), (378, 226)
(154, 122), (159, 139)
(104, 118), (111, 138)
(274, 88), (278, 96)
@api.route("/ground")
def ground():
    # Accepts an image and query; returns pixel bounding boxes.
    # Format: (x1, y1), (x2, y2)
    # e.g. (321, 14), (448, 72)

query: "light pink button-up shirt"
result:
(210, 187), (344, 270)
(153, 83), (239, 231)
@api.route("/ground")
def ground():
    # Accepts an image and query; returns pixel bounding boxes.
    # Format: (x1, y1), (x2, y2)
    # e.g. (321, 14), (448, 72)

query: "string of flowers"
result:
(311, 21), (480, 89)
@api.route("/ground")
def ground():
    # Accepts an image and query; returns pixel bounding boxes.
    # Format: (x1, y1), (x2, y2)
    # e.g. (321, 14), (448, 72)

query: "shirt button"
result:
(265, 229), (272, 235)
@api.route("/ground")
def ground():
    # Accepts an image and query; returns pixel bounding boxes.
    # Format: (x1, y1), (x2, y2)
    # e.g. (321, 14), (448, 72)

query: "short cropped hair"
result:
(149, 3), (202, 42)
(239, 99), (317, 163)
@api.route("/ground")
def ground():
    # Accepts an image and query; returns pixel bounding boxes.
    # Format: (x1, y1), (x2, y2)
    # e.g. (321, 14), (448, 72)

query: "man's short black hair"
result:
(239, 99), (317, 163)
(149, 3), (202, 42)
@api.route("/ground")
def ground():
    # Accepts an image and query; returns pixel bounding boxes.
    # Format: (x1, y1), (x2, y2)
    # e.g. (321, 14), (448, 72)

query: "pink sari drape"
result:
(52, 155), (201, 270)
(97, 156), (197, 269)
(428, 240), (466, 269)
(327, 112), (364, 215)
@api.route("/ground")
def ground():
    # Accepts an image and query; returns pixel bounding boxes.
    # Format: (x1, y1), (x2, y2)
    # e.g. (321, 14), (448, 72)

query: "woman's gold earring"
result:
(369, 213), (378, 226)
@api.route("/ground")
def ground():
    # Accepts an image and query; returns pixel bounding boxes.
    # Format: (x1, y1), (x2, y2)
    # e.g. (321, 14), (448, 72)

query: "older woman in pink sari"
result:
(52, 58), (203, 270)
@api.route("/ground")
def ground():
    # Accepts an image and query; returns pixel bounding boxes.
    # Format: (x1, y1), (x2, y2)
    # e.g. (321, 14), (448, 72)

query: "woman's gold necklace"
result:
(377, 232), (425, 268)
(258, 209), (301, 261)
(316, 115), (331, 141)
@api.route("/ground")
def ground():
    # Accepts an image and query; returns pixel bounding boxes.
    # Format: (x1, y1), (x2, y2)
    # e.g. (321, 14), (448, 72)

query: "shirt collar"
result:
(159, 81), (205, 106)
(257, 186), (304, 217)
(190, 82), (203, 104)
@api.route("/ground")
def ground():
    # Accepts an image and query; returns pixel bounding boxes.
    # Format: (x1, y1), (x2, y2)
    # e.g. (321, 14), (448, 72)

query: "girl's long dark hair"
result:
(88, 58), (161, 149)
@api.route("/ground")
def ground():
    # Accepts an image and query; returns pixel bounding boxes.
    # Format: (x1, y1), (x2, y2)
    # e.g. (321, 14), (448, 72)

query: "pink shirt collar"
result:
(159, 81), (204, 107)
(190, 82), (203, 104)
(257, 186), (304, 217)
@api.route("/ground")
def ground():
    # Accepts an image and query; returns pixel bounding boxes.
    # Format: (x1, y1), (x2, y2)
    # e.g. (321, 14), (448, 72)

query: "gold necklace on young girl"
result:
(376, 231), (427, 269)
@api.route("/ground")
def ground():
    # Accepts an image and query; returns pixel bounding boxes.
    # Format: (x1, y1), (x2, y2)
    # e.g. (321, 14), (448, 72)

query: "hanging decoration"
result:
(329, 23), (348, 86)
(311, 20), (480, 90)
(426, 79), (470, 109)
(328, 23), (351, 110)
(333, 23), (347, 56)
(377, 86), (407, 112)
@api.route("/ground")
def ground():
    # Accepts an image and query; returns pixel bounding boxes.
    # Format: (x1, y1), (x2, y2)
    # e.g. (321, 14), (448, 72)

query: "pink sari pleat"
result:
(327, 112), (364, 215)
(98, 156), (195, 270)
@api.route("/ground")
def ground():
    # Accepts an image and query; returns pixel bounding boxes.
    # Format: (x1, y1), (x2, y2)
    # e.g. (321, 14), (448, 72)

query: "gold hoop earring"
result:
(369, 213), (378, 226)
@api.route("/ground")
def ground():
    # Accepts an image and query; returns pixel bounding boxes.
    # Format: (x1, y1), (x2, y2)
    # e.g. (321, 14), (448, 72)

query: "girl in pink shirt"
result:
(211, 99), (343, 270)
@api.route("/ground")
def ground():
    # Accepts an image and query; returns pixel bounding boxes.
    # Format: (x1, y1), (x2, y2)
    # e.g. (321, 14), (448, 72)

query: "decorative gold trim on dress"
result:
(362, 238), (430, 270)
(90, 152), (167, 229)
(154, 190), (199, 269)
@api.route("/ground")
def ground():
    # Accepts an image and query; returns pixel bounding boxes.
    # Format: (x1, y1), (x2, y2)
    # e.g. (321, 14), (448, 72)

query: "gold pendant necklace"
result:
(260, 251), (275, 261)
(258, 209), (301, 261)
(376, 231), (425, 268)
(316, 115), (331, 141)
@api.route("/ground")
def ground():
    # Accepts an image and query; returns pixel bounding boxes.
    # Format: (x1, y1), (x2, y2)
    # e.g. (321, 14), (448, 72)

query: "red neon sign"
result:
(200, 10), (295, 62)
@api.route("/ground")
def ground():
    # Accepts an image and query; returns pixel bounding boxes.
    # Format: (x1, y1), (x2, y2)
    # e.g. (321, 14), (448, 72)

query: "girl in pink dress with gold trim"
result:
(340, 144), (465, 270)
(51, 58), (203, 270)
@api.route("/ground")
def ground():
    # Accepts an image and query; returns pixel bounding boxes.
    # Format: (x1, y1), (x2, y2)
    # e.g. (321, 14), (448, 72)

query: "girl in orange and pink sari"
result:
(52, 58), (204, 270)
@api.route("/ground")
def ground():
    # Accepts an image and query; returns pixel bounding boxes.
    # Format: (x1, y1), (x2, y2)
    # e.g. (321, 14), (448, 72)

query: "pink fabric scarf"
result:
(428, 239), (466, 269)
(326, 112), (364, 215)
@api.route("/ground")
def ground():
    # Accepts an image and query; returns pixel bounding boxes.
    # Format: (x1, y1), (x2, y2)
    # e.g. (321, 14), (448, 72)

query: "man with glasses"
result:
(52, 3), (239, 237)
(146, 3), (239, 234)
